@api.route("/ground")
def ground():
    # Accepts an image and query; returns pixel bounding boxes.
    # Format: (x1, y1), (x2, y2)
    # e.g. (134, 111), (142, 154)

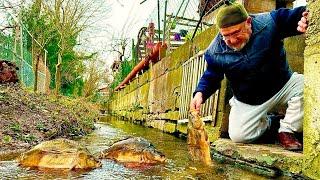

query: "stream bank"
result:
(0, 84), (99, 153)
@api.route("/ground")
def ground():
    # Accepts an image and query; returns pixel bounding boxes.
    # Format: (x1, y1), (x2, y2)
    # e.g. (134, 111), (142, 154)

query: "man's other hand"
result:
(297, 11), (308, 33)
(190, 92), (203, 113)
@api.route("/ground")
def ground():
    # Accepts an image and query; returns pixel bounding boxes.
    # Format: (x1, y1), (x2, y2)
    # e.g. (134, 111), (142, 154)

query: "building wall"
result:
(244, 0), (276, 13)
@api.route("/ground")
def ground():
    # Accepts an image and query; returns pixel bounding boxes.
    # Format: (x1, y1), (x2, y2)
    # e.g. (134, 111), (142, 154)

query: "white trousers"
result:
(228, 73), (304, 143)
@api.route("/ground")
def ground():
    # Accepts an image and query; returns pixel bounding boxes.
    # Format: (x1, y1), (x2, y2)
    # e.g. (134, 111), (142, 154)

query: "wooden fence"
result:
(179, 51), (219, 125)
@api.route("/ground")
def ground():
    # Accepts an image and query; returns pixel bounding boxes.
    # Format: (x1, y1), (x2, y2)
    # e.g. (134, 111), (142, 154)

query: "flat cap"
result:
(216, 2), (249, 28)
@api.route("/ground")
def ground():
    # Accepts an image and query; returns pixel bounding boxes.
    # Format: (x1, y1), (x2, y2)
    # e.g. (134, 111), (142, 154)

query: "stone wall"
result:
(109, 26), (226, 140)
(244, 0), (276, 13)
(303, 0), (320, 178)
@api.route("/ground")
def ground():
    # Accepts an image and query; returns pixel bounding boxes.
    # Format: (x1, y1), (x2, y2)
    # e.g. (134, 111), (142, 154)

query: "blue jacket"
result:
(194, 6), (306, 105)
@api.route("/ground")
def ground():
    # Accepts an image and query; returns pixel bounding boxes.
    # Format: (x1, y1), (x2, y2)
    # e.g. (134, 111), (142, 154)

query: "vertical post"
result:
(13, 26), (18, 63)
(44, 50), (47, 93)
(163, 0), (168, 44)
(303, 1), (320, 179)
(157, 0), (161, 42)
(20, 24), (24, 84)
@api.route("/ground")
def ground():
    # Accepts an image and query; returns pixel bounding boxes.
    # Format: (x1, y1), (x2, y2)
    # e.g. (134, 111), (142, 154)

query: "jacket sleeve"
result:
(270, 6), (306, 39)
(193, 51), (224, 103)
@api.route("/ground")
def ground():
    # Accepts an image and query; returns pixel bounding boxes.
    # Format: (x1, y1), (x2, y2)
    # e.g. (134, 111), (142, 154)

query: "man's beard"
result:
(230, 38), (249, 51)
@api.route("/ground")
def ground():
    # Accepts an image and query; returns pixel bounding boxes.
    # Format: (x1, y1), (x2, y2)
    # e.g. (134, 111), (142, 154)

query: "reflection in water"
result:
(0, 116), (267, 179)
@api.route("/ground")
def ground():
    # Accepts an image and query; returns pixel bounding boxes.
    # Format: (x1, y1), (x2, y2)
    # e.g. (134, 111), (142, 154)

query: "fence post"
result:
(19, 24), (24, 84)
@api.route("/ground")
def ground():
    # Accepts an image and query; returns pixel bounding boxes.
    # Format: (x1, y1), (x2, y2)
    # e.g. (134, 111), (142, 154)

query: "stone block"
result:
(164, 68), (182, 112)
(158, 111), (180, 120)
(137, 83), (149, 111)
(244, 0), (275, 13)
(176, 123), (188, 134)
(151, 57), (168, 80)
(150, 120), (165, 131)
(163, 122), (176, 133)
(212, 138), (304, 175)
(284, 35), (306, 73)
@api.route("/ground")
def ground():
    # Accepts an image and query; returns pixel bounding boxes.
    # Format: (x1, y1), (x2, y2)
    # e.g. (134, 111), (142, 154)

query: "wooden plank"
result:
(182, 60), (189, 119)
(212, 90), (219, 127)
(180, 63), (187, 119)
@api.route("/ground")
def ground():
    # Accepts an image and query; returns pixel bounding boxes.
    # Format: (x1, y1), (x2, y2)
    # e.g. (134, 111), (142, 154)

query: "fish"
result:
(187, 109), (212, 165)
(17, 138), (101, 170)
(99, 137), (166, 167)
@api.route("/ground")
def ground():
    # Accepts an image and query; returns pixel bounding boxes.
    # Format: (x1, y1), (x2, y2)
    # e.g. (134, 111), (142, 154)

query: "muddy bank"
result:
(0, 84), (99, 152)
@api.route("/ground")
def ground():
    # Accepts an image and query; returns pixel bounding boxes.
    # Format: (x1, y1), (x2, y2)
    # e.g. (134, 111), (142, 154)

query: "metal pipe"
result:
(191, 0), (230, 40)
(157, 0), (161, 41)
(191, 0), (210, 40)
(163, 0), (167, 43)
(167, 0), (185, 30)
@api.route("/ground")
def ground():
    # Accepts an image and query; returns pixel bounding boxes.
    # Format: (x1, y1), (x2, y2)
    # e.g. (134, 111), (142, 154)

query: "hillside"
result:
(0, 83), (99, 151)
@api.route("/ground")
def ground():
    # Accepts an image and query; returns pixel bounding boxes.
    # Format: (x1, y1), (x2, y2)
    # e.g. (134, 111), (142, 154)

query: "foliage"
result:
(9, 122), (21, 133)
(185, 29), (203, 41)
(2, 135), (12, 144)
(82, 58), (104, 100)
(110, 58), (135, 89)
(18, 0), (103, 96)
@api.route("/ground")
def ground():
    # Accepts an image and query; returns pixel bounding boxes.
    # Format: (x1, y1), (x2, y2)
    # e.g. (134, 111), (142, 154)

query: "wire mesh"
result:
(0, 22), (48, 92)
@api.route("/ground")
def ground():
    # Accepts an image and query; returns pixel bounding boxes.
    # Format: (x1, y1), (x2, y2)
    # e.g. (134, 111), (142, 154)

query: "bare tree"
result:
(43, 0), (106, 97)
(109, 35), (129, 61)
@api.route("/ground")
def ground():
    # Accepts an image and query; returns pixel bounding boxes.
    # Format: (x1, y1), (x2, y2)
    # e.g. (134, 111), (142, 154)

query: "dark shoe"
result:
(278, 132), (302, 151)
(255, 113), (282, 144)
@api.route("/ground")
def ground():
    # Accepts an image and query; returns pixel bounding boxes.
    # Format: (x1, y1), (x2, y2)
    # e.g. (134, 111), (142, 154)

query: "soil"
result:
(0, 83), (100, 151)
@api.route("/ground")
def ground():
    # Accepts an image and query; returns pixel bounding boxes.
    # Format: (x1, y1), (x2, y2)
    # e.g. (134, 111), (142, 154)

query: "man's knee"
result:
(228, 129), (251, 143)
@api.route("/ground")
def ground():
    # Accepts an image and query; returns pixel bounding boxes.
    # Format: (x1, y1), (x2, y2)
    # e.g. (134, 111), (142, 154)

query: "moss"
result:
(177, 123), (188, 134)
(302, 0), (320, 179)
(163, 122), (176, 133)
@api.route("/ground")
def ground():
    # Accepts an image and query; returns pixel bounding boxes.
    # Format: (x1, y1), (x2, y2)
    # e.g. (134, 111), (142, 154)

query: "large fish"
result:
(17, 138), (101, 170)
(100, 137), (166, 167)
(187, 110), (212, 165)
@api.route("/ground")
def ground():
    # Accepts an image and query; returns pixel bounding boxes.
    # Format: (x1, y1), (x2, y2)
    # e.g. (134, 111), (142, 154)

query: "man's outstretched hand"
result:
(190, 92), (203, 113)
(297, 11), (308, 33)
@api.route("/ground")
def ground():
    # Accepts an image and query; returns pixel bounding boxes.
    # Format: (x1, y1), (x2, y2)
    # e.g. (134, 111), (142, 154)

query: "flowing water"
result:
(0, 116), (277, 179)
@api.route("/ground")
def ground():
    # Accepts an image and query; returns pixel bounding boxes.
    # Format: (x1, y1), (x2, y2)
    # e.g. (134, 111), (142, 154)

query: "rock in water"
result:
(17, 138), (101, 170)
(100, 137), (166, 165)
(187, 110), (212, 165)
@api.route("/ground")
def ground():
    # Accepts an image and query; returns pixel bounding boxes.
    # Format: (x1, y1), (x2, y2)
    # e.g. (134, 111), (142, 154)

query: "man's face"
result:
(220, 18), (252, 51)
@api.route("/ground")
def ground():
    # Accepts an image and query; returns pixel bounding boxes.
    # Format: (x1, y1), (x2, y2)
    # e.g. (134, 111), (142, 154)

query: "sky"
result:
(78, 0), (159, 69)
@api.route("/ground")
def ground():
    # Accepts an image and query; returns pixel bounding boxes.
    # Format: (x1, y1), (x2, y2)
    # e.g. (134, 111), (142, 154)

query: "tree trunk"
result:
(33, 53), (41, 92)
(55, 52), (62, 97)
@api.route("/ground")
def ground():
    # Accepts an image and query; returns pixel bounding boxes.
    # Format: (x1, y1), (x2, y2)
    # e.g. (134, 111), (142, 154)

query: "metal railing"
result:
(179, 51), (219, 125)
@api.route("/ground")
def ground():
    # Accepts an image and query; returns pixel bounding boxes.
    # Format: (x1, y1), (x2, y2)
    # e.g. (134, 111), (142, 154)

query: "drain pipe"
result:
(191, 0), (232, 40)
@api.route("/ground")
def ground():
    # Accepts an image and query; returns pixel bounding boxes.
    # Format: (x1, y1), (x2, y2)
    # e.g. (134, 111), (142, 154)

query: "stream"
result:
(0, 116), (275, 179)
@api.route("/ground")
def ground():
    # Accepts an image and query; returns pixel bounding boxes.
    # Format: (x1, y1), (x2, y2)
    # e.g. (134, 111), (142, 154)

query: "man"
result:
(190, 2), (308, 151)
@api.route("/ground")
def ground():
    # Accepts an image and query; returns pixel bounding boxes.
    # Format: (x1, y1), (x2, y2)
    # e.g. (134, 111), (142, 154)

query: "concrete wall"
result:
(303, 0), (320, 178)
